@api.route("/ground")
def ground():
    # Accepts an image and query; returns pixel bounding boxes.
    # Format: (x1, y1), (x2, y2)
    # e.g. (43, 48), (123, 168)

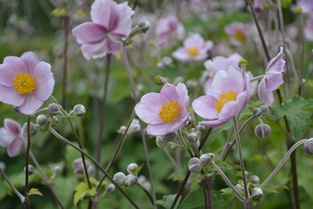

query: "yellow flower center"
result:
(187, 46), (199, 57)
(158, 100), (181, 123)
(13, 72), (36, 95)
(214, 90), (238, 113)
(233, 30), (246, 42)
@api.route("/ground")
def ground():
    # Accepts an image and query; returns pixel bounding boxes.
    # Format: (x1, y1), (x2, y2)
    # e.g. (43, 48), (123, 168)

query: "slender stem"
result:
(48, 126), (140, 209)
(249, 75), (264, 83)
(24, 117), (32, 209)
(96, 54), (112, 177)
(298, 14), (305, 96)
(0, 168), (25, 203)
(232, 118), (249, 198)
(260, 139), (308, 188)
(207, 175), (214, 209)
(122, 44), (157, 209)
(137, 183), (154, 205)
(62, 14), (69, 108)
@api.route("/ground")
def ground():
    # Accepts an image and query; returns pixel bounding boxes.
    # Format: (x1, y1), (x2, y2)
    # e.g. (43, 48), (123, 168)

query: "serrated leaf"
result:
(28, 188), (42, 196)
(271, 95), (313, 139)
(74, 182), (96, 206)
(156, 194), (179, 209)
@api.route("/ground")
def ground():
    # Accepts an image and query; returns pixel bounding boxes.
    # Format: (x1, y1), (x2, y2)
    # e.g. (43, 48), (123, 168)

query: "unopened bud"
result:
(113, 172), (126, 185)
(250, 175), (260, 184)
(22, 122), (37, 137)
(156, 136), (167, 147)
(255, 124), (271, 139)
(24, 164), (34, 175)
(73, 104), (86, 116)
(53, 166), (62, 175)
(138, 19), (150, 33)
(155, 75), (167, 85)
(73, 158), (90, 174)
(125, 174), (138, 186)
(163, 132), (177, 142)
(260, 105), (270, 116)
(197, 124), (206, 132)
(252, 108), (261, 117)
(235, 184), (244, 193)
(188, 157), (202, 173)
(127, 163), (138, 174)
(238, 59), (248, 68)
(251, 187), (263, 200)
(187, 132), (198, 143)
(303, 139), (313, 154)
(0, 162), (5, 170)
(200, 153), (215, 165)
(36, 114), (47, 126)
(105, 183), (115, 193)
(48, 103), (60, 115)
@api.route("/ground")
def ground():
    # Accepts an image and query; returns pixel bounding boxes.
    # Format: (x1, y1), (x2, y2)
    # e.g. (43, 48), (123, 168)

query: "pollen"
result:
(187, 46), (199, 57)
(158, 100), (181, 123)
(13, 72), (36, 95)
(214, 90), (238, 113)
(233, 30), (246, 42)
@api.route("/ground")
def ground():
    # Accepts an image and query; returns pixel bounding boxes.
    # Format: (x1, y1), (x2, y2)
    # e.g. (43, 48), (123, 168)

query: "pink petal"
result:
(17, 93), (44, 115)
(0, 56), (28, 87)
(21, 52), (40, 74)
(264, 73), (284, 91)
(135, 93), (164, 124)
(0, 85), (25, 106)
(80, 41), (108, 60)
(176, 83), (189, 108)
(184, 34), (205, 48)
(72, 22), (106, 44)
(7, 138), (24, 157)
(146, 116), (188, 136)
(266, 47), (285, 73)
(33, 62), (55, 100)
(91, 0), (113, 27)
(4, 119), (21, 135)
(172, 48), (190, 61)
(160, 83), (179, 101)
(199, 117), (230, 127)
(112, 2), (134, 36)
(192, 95), (218, 120)
(258, 79), (274, 106)
(0, 128), (15, 147)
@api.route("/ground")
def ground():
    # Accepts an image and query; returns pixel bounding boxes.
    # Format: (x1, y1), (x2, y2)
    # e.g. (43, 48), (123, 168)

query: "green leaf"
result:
(280, 0), (292, 8)
(28, 188), (42, 196)
(131, 163), (144, 175)
(156, 194), (179, 209)
(73, 182), (96, 206)
(271, 95), (313, 139)
(178, 188), (204, 209)
(262, 183), (289, 193)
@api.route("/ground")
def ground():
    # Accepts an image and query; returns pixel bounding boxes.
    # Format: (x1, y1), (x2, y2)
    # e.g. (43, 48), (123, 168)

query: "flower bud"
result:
(163, 132), (177, 142)
(187, 132), (198, 143)
(0, 161), (5, 170)
(105, 183), (115, 193)
(155, 75), (167, 85)
(125, 174), (138, 186)
(156, 136), (167, 147)
(113, 172), (126, 185)
(36, 114), (47, 126)
(252, 108), (261, 117)
(24, 164), (34, 175)
(260, 105), (270, 116)
(197, 124), (206, 132)
(235, 184), (244, 193)
(303, 139), (313, 154)
(250, 175), (260, 184)
(48, 103), (60, 115)
(53, 166), (62, 175)
(238, 59), (248, 68)
(200, 153), (215, 165)
(251, 187), (263, 200)
(73, 158), (90, 174)
(73, 104), (86, 116)
(188, 157), (202, 173)
(138, 19), (150, 33)
(127, 163), (138, 174)
(255, 124), (271, 139)
(161, 56), (172, 66)
(22, 122), (37, 137)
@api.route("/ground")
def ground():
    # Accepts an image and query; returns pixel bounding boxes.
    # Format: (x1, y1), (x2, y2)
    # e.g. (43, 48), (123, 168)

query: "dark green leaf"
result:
(156, 194), (178, 209)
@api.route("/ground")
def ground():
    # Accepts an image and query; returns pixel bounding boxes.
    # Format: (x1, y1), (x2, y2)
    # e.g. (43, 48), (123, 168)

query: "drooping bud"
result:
(36, 114), (47, 126)
(138, 19), (150, 33)
(200, 153), (215, 165)
(22, 122), (37, 137)
(255, 124), (271, 139)
(188, 157), (202, 173)
(187, 132), (198, 143)
(24, 164), (34, 175)
(251, 187), (263, 200)
(124, 174), (138, 186)
(250, 175), (260, 184)
(73, 104), (86, 116)
(48, 103), (60, 115)
(113, 172), (126, 185)
(163, 132), (177, 142)
(303, 139), (313, 154)
(127, 163), (138, 174)
(105, 184), (115, 193)
(260, 105), (270, 116)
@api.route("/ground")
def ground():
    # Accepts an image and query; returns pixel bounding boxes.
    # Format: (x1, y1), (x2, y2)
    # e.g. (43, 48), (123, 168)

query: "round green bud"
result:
(22, 122), (37, 137)
(105, 183), (115, 193)
(250, 175), (260, 184)
(73, 104), (86, 116)
(188, 157), (202, 173)
(113, 172), (126, 185)
(255, 124), (271, 139)
(125, 174), (138, 186)
(187, 132), (198, 143)
(48, 103), (60, 115)
(260, 105), (270, 116)
(36, 114), (47, 126)
(138, 19), (150, 33)
(127, 163), (138, 174)
(251, 187), (263, 200)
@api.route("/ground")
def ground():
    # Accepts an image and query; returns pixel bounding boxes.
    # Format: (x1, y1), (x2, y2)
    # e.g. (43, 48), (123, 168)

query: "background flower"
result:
(135, 83), (189, 136)
(225, 22), (249, 46)
(0, 52), (55, 115)
(72, 0), (134, 60)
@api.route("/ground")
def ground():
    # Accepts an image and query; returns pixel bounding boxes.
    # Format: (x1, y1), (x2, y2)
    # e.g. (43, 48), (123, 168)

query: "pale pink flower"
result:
(155, 15), (185, 49)
(0, 52), (55, 115)
(135, 83), (190, 136)
(172, 33), (213, 61)
(193, 66), (250, 127)
(297, 0), (313, 14)
(0, 119), (25, 157)
(258, 47), (285, 106)
(304, 16), (313, 41)
(72, 0), (134, 60)
(253, 0), (268, 13)
(225, 23), (249, 46)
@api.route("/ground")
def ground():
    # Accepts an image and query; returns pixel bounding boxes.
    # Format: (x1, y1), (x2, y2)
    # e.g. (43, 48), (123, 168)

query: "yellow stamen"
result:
(158, 100), (181, 123)
(233, 30), (246, 42)
(13, 72), (36, 95)
(214, 90), (238, 113)
(187, 46), (199, 57)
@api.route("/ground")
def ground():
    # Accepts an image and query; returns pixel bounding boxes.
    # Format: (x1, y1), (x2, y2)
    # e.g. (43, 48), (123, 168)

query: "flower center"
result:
(214, 90), (238, 113)
(233, 30), (246, 42)
(187, 46), (199, 57)
(158, 100), (181, 123)
(13, 72), (36, 95)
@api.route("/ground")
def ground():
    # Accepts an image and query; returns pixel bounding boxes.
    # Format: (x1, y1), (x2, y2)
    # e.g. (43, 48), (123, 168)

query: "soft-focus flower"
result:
(0, 52), (55, 115)
(155, 15), (185, 49)
(135, 83), (190, 136)
(72, 0), (134, 60)
(73, 158), (92, 174)
(225, 23), (249, 46)
(253, 0), (268, 13)
(258, 47), (285, 106)
(172, 33), (213, 61)
(297, 0), (313, 14)
(0, 119), (26, 157)
(304, 16), (313, 41)
(193, 66), (250, 127)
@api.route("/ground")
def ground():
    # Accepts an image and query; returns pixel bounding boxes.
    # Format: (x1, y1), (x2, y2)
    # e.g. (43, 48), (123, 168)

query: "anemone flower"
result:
(258, 47), (285, 106)
(0, 119), (25, 157)
(225, 22), (249, 46)
(135, 83), (190, 136)
(192, 66), (250, 127)
(72, 0), (134, 60)
(0, 52), (55, 115)
(172, 33), (213, 61)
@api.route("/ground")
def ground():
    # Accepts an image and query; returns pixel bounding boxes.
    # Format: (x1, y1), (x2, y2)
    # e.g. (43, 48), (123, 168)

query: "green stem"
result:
(0, 167), (25, 203)
(24, 116), (32, 209)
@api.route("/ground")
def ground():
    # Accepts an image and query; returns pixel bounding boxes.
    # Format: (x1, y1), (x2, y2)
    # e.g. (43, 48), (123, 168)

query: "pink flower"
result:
(192, 66), (250, 127)
(0, 119), (25, 157)
(155, 15), (185, 49)
(297, 0), (313, 14)
(304, 16), (313, 41)
(0, 52), (55, 115)
(225, 23), (249, 46)
(135, 83), (190, 136)
(253, 0), (268, 13)
(258, 47), (285, 106)
(72, 0), (134, 60)
(172, 33), (213, 61)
